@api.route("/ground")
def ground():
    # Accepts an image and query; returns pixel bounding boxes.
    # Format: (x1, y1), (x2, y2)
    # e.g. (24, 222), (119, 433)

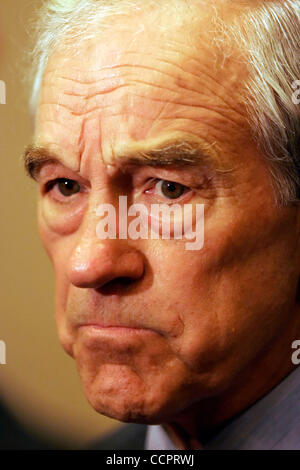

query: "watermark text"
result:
(0, 80), (6, 104)
(95, 197), (205, 251)
(291, 340), (300, 365)
(0, 340), (6, 365)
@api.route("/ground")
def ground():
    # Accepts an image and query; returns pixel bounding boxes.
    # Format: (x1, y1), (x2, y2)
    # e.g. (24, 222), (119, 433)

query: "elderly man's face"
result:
(34, 7), (300, 423)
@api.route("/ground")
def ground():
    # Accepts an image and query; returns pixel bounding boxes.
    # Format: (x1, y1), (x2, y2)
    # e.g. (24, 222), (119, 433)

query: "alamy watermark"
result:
(291, 340), (300, 365)
(95, 197), (205, 250)
(0, 80), (6, 105)
(0, 340), (6, 365)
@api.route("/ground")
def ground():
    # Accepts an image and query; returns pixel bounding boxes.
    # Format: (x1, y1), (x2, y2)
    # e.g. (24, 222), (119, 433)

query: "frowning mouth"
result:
(80, 323), (147, 330)
(78, 323), (157, 335)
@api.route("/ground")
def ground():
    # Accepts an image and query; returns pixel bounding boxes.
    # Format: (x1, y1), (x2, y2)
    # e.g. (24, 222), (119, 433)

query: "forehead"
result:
(35, 5), (250, 172)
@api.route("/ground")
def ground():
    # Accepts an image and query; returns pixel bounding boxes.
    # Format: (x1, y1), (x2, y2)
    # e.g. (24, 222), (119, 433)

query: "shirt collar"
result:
(145, 366), (300, 450)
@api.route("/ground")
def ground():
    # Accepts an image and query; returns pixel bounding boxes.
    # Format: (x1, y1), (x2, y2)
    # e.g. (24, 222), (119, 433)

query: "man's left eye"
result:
(155, 180), (187, 199)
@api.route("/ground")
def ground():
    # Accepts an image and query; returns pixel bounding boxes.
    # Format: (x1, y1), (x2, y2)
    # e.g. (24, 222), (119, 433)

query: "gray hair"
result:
(30, 0), (300, 205)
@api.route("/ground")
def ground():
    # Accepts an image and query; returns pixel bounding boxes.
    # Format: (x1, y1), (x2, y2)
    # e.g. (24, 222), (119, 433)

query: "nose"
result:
(67, 214), (144, 290)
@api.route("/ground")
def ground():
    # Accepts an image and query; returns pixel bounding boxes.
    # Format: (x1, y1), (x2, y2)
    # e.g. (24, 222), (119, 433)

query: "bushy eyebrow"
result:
(23, 146), (63, 180)
(23, 138), (221, 180)
(117, 140), (219, 169)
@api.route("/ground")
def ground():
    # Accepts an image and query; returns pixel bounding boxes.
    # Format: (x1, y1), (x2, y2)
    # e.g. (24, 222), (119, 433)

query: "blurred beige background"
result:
(0, 0), (121, 448)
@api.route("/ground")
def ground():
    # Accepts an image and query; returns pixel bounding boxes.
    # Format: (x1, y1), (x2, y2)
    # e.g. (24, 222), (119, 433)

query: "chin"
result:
(89, 396), (184, 425)
(81, 380), (172, 424)
(79, 370), (206, 426)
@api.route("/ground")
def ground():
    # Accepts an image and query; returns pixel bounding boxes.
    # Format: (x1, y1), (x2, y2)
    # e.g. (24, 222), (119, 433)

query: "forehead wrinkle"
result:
(42, 61), (247, 131)
(44, 51), (214, 98)
(37, 9), (249, 178)
(45, 28), (243, 95)
(40, 91), (246, 136)
(77, 114), (86, 172)
(41, 22), (248, 134)
(77, 113), (106, 176)
(46, 57), (236, 102)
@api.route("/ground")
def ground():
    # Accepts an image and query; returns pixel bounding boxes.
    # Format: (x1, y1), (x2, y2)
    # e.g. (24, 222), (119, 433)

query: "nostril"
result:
(97, 276), (135, 295)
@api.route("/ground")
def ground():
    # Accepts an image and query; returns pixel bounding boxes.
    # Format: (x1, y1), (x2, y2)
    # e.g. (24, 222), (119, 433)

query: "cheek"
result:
(38, 206), (76, 339)
(147, 206), (299, 376)
(54, 271), (75, 356)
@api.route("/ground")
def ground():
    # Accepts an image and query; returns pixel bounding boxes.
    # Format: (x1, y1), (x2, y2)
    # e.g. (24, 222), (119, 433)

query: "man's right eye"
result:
(45, 178), (81, 197)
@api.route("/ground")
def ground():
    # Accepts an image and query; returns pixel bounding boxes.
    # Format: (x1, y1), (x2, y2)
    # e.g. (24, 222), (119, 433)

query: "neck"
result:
(165, 310), (300, 450)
